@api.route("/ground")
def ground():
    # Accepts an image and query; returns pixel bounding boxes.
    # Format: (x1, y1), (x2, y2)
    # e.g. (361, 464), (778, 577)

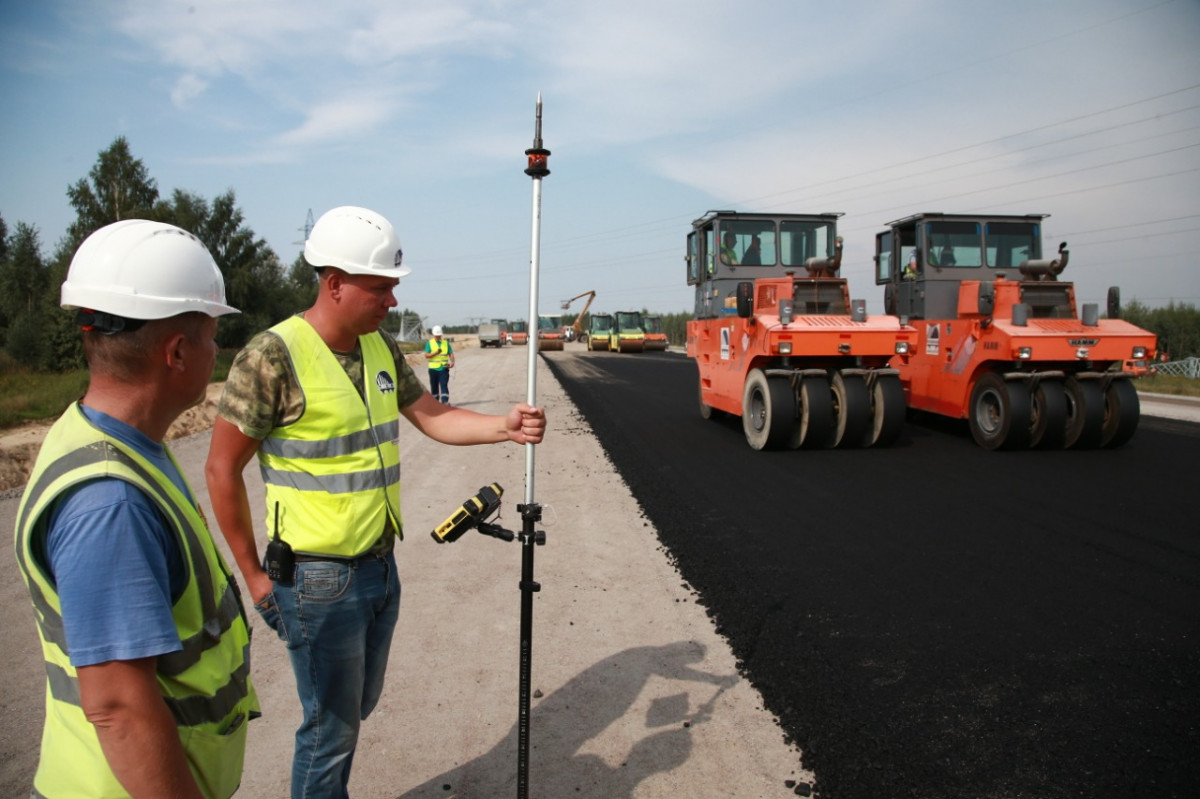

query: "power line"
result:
(414, 86), (1200, 274)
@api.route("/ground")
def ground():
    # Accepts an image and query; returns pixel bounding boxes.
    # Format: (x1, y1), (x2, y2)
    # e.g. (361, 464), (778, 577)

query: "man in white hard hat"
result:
(14, 219), (259, 798)
(423, 324), (455, 403)
(205, 205), (546, 799)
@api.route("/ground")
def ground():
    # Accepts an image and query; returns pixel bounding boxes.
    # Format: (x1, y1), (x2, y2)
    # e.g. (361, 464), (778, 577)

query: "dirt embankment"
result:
(0, 342), (463, 494)
(0, 383), (225, 494)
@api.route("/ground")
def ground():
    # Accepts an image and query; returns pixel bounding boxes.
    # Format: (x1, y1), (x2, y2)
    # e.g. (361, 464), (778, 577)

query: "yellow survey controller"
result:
(432, 483), (504, 543)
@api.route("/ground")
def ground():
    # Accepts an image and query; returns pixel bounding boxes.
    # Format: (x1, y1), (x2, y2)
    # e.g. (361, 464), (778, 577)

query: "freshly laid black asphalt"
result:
(544, 349), (1199, 799)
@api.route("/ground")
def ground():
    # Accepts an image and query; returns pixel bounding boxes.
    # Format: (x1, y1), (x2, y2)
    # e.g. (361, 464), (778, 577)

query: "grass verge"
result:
(0, 369), (90, 428)
(1134, 374), (1200, 397)
(0, 351), (239, 430)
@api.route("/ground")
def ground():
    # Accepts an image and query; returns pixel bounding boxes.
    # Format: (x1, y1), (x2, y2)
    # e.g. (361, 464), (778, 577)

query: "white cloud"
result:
(170, 72), (209, 108)
(345, 5), (515, 61)
(116, 0), (324, 75)
(271, 91), (398, 148)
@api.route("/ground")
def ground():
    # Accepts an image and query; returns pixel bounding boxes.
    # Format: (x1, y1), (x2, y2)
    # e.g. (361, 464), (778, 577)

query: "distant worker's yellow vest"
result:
(13, 404), (259, 798)
(426, 339), (450, 370)
(258, 316), (402, 556)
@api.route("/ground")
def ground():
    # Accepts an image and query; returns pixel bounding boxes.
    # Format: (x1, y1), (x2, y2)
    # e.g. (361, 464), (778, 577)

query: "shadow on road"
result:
(394, 641), (737, 798)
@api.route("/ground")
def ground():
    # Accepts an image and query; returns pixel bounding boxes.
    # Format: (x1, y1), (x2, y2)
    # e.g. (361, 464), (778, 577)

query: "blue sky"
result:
(1, 0), (1198, 326)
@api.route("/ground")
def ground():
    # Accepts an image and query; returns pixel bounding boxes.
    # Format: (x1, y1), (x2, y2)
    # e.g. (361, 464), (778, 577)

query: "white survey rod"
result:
(523, 93), (550, 506)
(524, 180), (542, 503)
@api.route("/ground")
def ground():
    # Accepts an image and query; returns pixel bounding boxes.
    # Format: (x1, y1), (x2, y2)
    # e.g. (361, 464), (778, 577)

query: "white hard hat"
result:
(61, 219), (239, 321)
(304, 205), (410, 279)
(432, 325), (443, 336)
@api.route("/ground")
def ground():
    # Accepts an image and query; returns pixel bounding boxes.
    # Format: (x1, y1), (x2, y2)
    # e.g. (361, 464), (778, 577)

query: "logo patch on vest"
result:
(375, 371), (396, 394)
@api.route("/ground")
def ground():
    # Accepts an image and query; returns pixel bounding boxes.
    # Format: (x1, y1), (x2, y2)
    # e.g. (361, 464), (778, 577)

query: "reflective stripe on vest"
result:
(13, 404), (259, 798)
(259, 316), (402, 555)
(427, 338), (450, 369)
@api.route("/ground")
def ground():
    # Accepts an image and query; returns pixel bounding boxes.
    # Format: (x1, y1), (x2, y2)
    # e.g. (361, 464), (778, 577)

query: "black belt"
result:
(293, 551), (387, 564)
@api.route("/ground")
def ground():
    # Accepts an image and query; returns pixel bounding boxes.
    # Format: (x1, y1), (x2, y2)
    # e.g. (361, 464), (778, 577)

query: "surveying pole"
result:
(517, 92), (550, 799)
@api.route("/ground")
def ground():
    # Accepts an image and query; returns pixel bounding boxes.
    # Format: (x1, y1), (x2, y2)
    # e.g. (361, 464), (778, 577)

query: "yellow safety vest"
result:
(426, 339), (450, 370)
(258, 316), (402, 556)
(13, 404), (259, 799)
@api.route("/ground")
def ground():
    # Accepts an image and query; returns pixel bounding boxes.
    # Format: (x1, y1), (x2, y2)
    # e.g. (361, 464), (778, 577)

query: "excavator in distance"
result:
(561, 290), (597, 343)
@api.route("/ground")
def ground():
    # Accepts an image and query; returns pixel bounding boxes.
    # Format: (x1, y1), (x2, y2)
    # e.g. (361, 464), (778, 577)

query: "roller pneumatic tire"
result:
(831, 372), (871, 448)
(1064, 376), (1104, 449)
(968, 372), (1032, 450)
(742, 369), (796, 450)
(1029, 380), (1068, 449)
(1100, 378), (1140, 448)
(698, 375), (720, 421)
(867, 375), (906, 447)
(792, 374), (836, 449)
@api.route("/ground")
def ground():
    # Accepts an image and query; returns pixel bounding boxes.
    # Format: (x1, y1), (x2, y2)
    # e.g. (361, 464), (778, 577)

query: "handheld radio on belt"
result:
(265, 501), (294, 584)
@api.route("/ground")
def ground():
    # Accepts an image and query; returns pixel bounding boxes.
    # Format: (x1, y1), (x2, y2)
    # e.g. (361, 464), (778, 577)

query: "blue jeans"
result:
(259, 551), (401, 799)
(428, 368), (450, 403)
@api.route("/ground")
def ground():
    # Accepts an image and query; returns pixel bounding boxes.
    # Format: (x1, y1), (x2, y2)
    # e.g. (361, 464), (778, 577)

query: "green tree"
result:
(39, 137), (164, 370)
(64, 136), (159, 246)
(284, 252), (319, 313)
(158, 189), (287, 348)
(0, 222), (49, 319)
(0, 213), (10, 340)
(0, 222), (51, 364)
(6, 309), (50, 368)
(159, 186), (210, 233)
(1123, 300), (1200, 360)
(39, 243), (82, 372)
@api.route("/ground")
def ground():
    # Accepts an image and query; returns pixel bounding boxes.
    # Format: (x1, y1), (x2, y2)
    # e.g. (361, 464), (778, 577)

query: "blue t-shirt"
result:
(44, 406), (190, 668)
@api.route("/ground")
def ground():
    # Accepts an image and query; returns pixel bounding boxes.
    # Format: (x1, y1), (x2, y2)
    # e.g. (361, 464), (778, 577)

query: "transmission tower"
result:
(293, 209), (315, 247)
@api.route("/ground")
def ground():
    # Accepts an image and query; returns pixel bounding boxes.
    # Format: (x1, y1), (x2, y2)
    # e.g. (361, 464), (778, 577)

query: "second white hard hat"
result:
(61, 219), (239, 320)
(304, 205), (411, 279)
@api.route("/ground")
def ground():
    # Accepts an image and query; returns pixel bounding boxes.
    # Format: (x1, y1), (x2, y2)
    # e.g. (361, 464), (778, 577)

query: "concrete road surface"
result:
(0, 344), (809, 798)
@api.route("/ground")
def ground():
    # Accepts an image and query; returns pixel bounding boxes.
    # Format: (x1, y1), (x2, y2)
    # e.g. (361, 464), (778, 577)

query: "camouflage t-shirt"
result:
(218, 320), (425, 551)
(219, 323), (424, 438)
